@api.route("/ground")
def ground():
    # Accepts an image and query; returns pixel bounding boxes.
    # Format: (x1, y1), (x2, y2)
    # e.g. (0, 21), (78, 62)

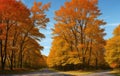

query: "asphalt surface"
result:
(0, 69), (115, 76)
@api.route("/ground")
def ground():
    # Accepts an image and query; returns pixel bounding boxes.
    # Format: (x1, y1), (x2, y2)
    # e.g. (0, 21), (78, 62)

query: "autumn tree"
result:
(0, 0), (50, 70)
(10, 1), (50, 69)
(47, 37), (81, 70)
(49, 0), (106, 69)
(105, 25), (120, 68)
(0, 0), (30, 70)
(17, 1), (50, 68)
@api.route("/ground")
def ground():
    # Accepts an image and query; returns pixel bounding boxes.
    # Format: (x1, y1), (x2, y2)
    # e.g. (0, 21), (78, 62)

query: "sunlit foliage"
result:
(105, 25), (120, 68)
(0, 0), (50, 70)
(47, 0), (107, 70)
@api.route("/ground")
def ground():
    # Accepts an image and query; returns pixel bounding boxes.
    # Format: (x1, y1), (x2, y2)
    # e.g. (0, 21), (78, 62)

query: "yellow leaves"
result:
(65, 1), (71, 8)
(37, 2), (42, 6)
(8, 46), (18, 51)
(0, 0), (50, 69)
(85, 26), (93, 34)
(49, 0), (107, 69)
(113, 25), (120, 36)
(78, 44), (85, 48)
(69, 51), (78, 55)
(69, 21), (76, 27)
(0, 0), (30, 23)
(91, 0), (98, 6)
(31, 1), (50, 29)
(31, 2), (39, 12)
(106, 36), (120, 49)
(105, 36), (120, 55)
(54, 0), (104, 37)
(105, 25), (120, 68)
(110, 63), (118, 68)
(0, 35), (6, 40)
(0, 24), (5, 29)
(31, 1), (50, 13)
(34, 50), (41, 56)
(42, 2), (51, 11)
(31, 1), (40, 13)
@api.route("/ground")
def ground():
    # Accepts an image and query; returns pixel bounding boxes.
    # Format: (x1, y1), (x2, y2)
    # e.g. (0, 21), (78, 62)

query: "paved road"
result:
(0, 69), (73, 76)
(0, 69), (115, 76)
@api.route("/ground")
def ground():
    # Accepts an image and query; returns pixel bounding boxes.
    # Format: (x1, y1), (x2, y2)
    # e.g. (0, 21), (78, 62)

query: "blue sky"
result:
(22, 0), (120, 56)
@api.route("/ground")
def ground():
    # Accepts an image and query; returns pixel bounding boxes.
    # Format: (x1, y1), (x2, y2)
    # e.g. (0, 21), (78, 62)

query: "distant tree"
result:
(105, 25), (120, 68)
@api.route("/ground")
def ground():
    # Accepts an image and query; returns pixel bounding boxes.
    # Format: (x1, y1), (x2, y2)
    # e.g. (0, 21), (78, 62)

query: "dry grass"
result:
(60, 70), (92, 75)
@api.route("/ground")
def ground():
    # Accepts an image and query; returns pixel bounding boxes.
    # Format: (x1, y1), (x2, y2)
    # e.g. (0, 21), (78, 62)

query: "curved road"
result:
(0, 69), (115, 76)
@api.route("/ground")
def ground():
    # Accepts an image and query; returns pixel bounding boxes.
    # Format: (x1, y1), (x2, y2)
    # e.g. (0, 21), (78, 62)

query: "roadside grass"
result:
(60, 70), (93, 75)
(59, 69), (115, 76)
(39, 68), (57, 71)
(111, 72), (120, 76)
(0, 68), (39, 75)
(0, 68), (59, 75)
(109, 69), (120, 76)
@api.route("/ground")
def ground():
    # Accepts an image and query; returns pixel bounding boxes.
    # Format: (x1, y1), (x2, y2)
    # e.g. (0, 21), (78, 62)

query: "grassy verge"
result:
(60, 70), (93, 75)
(0, 68), (39, 75)
(109, 69), (120, 76)
(111, 72), (120, 76)
(59, 70), (116, 76)
(0, 68), (58, 75)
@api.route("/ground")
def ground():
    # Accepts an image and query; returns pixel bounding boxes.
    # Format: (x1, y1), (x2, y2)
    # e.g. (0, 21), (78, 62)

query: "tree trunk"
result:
(95, 58), (98, 69)
(10, 50), (14, 70)
(88, 40), (92, 67)
(71, 29), (81, 63)
(82, 56), (86, 69)
(0, 27), (4, 70)
(13, 53), (16, 68)
(19, 47), (23, 68)
(2, 21), (9, 70)
(0, 36), (3, 69)
(19, 28), (30, 68)
(10, 29), (18, 70)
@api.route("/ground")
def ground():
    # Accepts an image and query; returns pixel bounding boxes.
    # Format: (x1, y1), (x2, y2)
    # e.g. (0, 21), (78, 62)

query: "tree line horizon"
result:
(0, 0), (120, 71)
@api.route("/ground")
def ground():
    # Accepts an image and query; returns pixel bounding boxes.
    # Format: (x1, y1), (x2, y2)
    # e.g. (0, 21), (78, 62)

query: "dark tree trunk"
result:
(0, 36), (3, 69)
(2, 21), (9, 70)
(10, 50), (14, 70)
(95, 58), (98, 69)
(19, 47), (23, 68)
(10, 29), (18, 70)
(88, 40), (92, 67)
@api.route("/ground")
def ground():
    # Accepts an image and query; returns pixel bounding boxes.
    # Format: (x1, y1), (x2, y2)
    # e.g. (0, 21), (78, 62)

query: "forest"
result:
(0, 0), (120, 74)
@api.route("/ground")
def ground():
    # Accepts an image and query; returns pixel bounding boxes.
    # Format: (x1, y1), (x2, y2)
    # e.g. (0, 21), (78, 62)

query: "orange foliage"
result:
(105, 25), (120, 69)
(48, 0), (106, 69)
(0, 0), (50, 70)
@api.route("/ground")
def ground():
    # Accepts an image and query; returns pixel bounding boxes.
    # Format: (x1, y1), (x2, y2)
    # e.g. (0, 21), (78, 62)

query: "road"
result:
(0, 69), (115, 76)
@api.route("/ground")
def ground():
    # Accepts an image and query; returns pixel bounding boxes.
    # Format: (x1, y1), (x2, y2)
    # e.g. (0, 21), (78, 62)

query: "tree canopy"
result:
(105, 25), (120, 68)
(0, 0), (50, 70)
(47, 0), (107, 70)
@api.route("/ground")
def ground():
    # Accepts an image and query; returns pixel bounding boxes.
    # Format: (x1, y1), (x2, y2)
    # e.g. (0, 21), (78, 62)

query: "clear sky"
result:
(22, 0), (120, 56)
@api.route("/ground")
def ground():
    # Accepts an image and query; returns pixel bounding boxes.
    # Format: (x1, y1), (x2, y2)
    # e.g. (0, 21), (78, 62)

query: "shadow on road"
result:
(0, 69), (75, 76)
(0, 69), (116, 76)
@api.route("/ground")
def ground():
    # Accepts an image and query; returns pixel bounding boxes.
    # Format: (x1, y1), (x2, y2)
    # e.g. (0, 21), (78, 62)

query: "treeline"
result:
(105, 25), (120, 69)
(47, 0), (119, 70)
(0, 0), (50, 70)
(1, 0), (120, 71)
